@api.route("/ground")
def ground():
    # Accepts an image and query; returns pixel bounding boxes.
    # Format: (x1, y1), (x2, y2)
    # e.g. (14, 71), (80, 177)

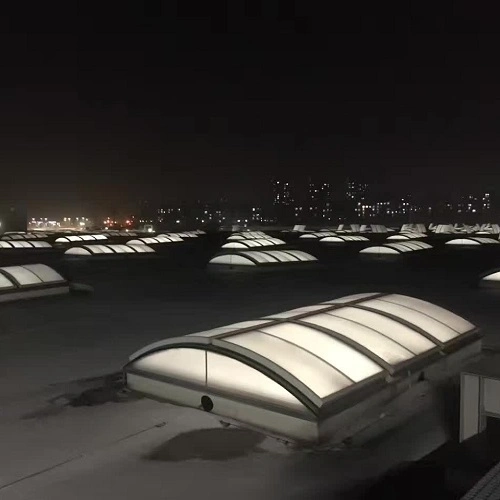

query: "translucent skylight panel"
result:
(360, 246), (399, 254)
(207, 352), (305, 410)
(0, 266), (43, 286)
(483, 271), (500, 281)
(133, 348), (206, 384)
(0, 273), (15, 289)
(86, 245), (104, 254)
(300, 313), (415, 365)
(264, 250), (296, 262)
(241, 251), (276, 263)
(258, 323), (383, 382)
(360, 298), (460, 342)
(282, 250), (317, 261)
(22, 264), (64, 283)
(209, 255), (255, 266)
(330, 307), (437, 354)
(380, 294), (474, 334)
(225, 331), (352, 398)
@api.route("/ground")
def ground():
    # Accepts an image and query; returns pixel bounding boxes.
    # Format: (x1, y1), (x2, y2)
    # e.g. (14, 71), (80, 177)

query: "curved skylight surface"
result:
(221, 238), (285, 249)
(319, 235), (368, 243)
(360, 242), (432, 255)
(359, 246), (400, 255)
(387, 232), (426, 241)
(299, 232), (337, 239)
(65, 244), (155, 256)
(0, 241), (52, 249)
(55, 235), (108, 243)
(102, 231), (138, 237)
(479, 269), (500, 286)
(126, 293), (477, 415)
(0, 264), (65, 287)
(1, 233), (47, 241)
(209, 249), (318, 266)
(158, 232), (198, 239)
(227, 231), (271, 241)
(127, 235), (182, 245)
(482, 270), (500, 281)
(446, 237), (499, 246)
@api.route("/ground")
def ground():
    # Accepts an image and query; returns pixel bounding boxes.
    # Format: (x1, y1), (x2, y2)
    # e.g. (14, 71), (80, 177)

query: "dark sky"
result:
(1, 2), (499, 217)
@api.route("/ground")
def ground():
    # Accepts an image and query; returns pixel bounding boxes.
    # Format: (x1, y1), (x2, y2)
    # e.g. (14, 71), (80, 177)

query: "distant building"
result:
(482, 193), (491, 212)
(346, 179), (368, 203)
(308, 179), (333, 221)
(271, 179), (293, 206)
(271, 179), (294, 224)
(251, 207), (263, 223)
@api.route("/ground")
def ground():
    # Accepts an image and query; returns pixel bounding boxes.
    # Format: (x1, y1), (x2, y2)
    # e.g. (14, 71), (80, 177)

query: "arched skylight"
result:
(65, 244), (155, 256)
(209, 249), (318, 267)
(227, 231), (271, 241)
(299, 232), (337, 239)
(127, 235), (183, 245)
(320, 235), (369, 243)
(360, 242), (432, 256)
(0, 241), (52, 249)
(221, 238), (286, 249)
(446, 238), (499, 246)
(125, 292), (479, 443)
(55, 235), (108, 243)
(0, 264), (69, 302)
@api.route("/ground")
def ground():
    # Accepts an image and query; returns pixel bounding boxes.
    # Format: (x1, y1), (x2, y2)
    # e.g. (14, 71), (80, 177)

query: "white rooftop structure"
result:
(208, 250), (317, 268)
(1, 232), (48, 241)
(221, 238), (286, 249)
(159, 232), (199, 238)
(299, 232), (337, 239)
(386, 232), (426, 241)
(227, 231), (271, 241)
(446, 237), (500, 246)
(369, 224), (388, 234)
(479, 269), (500, 288)
(125, 292), (480, 444)
(360, 241), (433, 257)
(433, 224), (454, 234)
(320, 235), (369, 243)
(126, 235), (183, 245)
(55, 235), (108, 243)
(101, 231), (139, 237)
(0, 241), (52, 249)
(401, 223), (427, 233)
(0, 264), (69, 302)
(65, 244), (155, 256)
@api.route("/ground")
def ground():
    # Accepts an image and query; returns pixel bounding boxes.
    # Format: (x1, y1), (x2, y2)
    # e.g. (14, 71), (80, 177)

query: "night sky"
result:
(1, 2), (498, 217)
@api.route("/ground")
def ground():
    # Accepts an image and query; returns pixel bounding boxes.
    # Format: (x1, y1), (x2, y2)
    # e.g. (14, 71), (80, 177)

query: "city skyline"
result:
(26, 176), (497, 230)
(16, 171), (499, 221)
